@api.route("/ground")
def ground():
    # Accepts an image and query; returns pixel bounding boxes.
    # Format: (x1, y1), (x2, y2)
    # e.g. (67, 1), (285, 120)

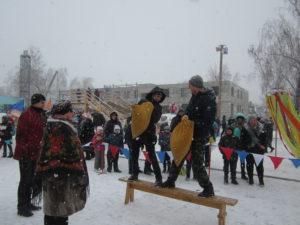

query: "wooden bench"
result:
(119, 177), (238, 225)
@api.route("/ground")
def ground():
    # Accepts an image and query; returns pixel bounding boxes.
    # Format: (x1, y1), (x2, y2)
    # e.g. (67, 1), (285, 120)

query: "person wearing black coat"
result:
(245, 116), (267, 186)
(162, 75), (216, 198)
(128, 86), (166, 186)
(0, 116), (13, 157)
(158, 126), (171, 173)
(219, 127), (239, 185)
(92, 112), (106, 129)
(104, 112), (123, 138)
(79, 117), (95, 160)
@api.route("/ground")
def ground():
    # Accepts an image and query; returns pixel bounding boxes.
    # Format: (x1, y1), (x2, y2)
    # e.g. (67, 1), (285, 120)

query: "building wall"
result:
(96, 80), (249, 119)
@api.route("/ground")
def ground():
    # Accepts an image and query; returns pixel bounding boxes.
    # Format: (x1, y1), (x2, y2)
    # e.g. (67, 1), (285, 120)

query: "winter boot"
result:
(107, 164), (112, 173)
(128, 174), (138, 181)
(259, 177), (264, 186)
(248, 176), (254, 185)
(198, 183), (215, 198)
(154, 177), (162, 187)
(161, 179), (176, 188)
(7, 151), (13, 158)
(114, 162), (122, 173)
(18, 209), (33, 217)
(231, 178), (239, 185)
(224, 175), (229, 184)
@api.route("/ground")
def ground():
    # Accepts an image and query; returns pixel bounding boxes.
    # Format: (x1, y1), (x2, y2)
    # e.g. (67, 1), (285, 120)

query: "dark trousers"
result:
(3, 143), (13, 157)
(17, 159), (36, 211)
(107, 150), (120, 171)
(44, 215), (68, 225)
(163, 152), (171, 172)
(241, 161), (247, 177)
(246, 154), (264, 182)
(131, 140), (162, 181)
(186, 159), (192, 178)
(204, 145), (210, 167)
(167, 138), (212, 188)
(223, 153), (238, 180)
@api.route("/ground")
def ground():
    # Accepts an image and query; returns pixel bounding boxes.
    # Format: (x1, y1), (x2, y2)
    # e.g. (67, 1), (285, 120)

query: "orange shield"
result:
(131, 102), (154, 139)
(170, 118), (194, 166)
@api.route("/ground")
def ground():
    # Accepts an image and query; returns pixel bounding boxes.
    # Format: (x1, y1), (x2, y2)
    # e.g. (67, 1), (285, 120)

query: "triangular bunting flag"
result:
(289, 158), (300, 168)
(156, 151), (166, 164)
(220, 147), (234, 161)
(186, 152), (192, 162)
(143, 151), (151, 163)
(269, 156), (284, 169)
(236, 150), (248, 163)
(121, 148), (130, 159)
(252, 153), (264, 166)
(109, 145), (119, 158)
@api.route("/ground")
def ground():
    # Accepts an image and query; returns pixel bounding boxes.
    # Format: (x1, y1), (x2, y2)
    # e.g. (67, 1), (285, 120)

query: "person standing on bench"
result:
(128, 87), (166, 186)
(162, 75), (216, 198)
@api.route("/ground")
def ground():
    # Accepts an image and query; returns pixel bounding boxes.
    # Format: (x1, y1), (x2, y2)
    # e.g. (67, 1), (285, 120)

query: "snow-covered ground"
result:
(0, 138), (299, 225)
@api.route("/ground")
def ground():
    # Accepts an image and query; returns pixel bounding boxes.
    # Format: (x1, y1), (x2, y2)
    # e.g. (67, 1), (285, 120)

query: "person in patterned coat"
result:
(36, 101), (89, 225)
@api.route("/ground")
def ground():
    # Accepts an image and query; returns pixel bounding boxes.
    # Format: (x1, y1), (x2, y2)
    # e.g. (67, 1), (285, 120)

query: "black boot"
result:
(198, 183), (215, 198)
(18, 209), (33, 217)
(224, 175), (228, 184)
(259, 177), (264, 186)
(248, 176), (254, 185)
(231, 178), (239, 185)
(107, 165), (112, 173)
(161, 179), (176, 188)
(154, 177), (162, 187)
(114, 163), (122, 173)
(128, 174), (138, 181)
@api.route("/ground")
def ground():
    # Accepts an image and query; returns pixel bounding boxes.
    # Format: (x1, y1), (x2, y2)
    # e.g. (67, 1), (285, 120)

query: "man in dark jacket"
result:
(162, 75), (216, 197)
(128, 87), (166, 186)
(79, 117), (95, 160)
(14, 93), (46, 217)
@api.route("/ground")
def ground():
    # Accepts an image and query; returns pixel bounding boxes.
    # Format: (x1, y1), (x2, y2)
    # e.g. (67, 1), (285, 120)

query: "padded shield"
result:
(170, 118), (194, 166)
(131, 102), (154, 139)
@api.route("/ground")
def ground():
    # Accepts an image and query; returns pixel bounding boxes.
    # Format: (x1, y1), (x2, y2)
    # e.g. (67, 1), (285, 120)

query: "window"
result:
(231, 87), (234, 97)
(181, 88), (188, 97)
(231, 103), (234, 115)
(134, 90), (138, 98)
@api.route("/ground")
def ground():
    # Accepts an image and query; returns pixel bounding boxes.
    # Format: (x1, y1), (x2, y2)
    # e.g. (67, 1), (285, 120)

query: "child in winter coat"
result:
(218, 127), (239, 185)
(158, 125), (171, 173)
(105, 125), (124, 173)
(91, 126), (106, 174)
(0, 116), (13, 157)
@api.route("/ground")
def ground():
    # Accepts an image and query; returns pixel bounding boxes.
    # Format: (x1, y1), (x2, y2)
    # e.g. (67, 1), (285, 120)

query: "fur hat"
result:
(51, 101), (73, 115)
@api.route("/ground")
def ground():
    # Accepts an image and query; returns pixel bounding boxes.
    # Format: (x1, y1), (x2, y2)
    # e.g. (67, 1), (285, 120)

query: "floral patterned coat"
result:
(37, 118), (89, 217)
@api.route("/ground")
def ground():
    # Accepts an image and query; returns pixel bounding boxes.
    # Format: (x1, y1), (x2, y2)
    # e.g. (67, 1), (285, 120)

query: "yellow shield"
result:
(131, 102), (154, 139)
(171, 118), (194, 166)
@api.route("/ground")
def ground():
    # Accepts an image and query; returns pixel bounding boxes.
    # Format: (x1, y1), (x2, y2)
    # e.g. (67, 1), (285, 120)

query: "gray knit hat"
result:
(189, 75), (204, 88)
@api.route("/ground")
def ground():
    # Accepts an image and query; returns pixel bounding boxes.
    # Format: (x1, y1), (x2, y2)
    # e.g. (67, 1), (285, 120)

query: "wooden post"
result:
(129, 185), (134, 202)
(125, 183), (131, 204)
(218, 205), (227, 225)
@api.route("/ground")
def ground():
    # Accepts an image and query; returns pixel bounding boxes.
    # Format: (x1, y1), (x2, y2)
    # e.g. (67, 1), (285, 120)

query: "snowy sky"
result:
(0, 0), (286, 103)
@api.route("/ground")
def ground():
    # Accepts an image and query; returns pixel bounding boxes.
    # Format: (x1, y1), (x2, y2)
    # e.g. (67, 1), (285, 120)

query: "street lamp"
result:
(216, 44), (228, 119)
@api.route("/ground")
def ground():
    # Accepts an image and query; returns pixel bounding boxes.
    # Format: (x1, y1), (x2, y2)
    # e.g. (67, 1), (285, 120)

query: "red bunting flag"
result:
(220, 147), (234, 161)
(143, 151), (152, 163)
(109, 145), (119, 158)
(269, 156), (284, 169)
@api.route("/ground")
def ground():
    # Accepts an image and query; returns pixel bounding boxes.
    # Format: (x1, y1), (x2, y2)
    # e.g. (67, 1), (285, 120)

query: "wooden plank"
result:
(119, 177), (238, 208)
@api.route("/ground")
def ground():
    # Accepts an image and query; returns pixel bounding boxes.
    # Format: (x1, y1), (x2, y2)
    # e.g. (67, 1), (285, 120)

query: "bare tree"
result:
(68, 77), (94, 89)
(248, 1), (300, 104)
(207, 63), (233, 82)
